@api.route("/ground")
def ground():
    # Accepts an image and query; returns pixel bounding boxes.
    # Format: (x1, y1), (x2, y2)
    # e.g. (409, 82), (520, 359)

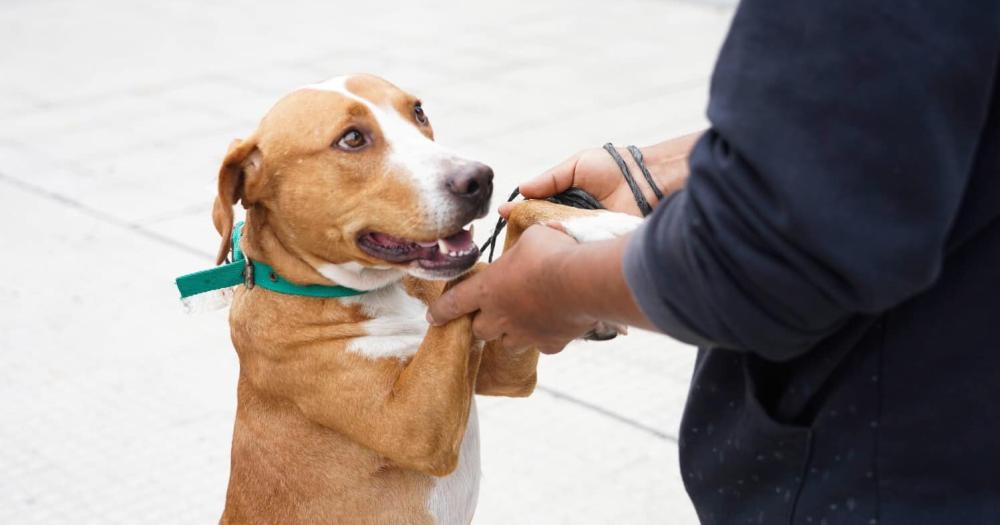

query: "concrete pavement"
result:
(0, 0), (734, 523)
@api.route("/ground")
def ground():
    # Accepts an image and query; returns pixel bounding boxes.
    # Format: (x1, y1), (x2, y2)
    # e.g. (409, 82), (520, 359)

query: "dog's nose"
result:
(445, 162), (493, 201)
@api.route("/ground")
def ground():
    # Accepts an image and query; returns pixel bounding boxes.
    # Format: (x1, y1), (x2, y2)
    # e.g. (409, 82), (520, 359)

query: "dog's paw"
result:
(554, 211), (643, 244)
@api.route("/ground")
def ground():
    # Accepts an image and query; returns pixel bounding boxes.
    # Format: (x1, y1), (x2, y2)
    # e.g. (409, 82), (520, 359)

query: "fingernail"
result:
(425, 310), (438, 325)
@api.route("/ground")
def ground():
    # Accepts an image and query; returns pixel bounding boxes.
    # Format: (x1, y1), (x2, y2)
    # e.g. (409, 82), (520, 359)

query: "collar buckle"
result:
(243, 259), (255, 290)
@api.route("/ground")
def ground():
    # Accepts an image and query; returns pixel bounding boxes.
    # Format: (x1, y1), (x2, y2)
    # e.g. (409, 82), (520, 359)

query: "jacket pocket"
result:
(679, 350), (812, 525)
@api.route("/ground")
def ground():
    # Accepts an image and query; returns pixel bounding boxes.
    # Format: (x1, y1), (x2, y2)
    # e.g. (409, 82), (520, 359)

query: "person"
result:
(426, 1), (1000, 523)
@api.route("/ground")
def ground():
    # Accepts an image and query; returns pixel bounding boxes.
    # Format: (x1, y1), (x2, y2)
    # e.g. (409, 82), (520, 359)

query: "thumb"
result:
(518, 153), (580, 199)
(427, 278), (481, 326)
(499, 201), (516, 219)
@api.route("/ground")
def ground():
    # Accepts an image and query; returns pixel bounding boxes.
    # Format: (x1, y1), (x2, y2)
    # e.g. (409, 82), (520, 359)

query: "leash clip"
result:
(243, 259), (255, 289)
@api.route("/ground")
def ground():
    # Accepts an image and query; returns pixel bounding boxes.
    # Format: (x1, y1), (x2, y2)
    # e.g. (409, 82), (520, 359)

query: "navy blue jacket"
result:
(623, 1), (1000, 523)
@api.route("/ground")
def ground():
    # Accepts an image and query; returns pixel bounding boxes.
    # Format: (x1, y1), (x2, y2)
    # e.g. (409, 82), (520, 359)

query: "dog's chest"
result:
(342, 284), (429, 360)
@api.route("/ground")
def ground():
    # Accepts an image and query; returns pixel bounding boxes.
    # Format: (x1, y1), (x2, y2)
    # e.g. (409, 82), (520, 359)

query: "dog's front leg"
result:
(241, 315), (480, 477)
(475, 341), (538, 397)
(472, 201), (571, 397)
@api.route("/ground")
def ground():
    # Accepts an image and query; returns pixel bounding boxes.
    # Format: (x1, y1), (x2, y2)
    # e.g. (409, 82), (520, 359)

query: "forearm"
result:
(548, 233), (657, 331)
(510, 132), (703, 333)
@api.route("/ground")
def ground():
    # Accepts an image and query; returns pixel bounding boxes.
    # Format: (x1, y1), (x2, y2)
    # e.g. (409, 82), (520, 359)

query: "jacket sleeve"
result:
(624, 0), (999, 361)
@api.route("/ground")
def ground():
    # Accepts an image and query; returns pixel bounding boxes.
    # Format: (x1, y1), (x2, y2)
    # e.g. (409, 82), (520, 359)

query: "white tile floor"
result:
(0, 1), (735, 523)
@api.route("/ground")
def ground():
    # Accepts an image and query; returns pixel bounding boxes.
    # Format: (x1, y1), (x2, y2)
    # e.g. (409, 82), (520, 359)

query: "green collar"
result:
(174, 222), (367, 300)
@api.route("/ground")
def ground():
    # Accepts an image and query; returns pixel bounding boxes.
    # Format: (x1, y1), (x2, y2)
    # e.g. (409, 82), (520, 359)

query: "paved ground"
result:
(0, 0), (734, 523)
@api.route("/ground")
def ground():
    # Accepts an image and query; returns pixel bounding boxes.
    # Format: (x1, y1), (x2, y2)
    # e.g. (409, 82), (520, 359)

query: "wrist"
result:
(638, 131), (703, 199)
(545, 242), (600, 325)
(639, 130), (702, 166)
(560, 234), (656, 331)
(549, 237), (621, 324)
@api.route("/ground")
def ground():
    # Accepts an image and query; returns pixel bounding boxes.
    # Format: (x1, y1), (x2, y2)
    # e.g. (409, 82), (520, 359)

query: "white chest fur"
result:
(427, 399), (480, 525)
(341, 284), (429, 360)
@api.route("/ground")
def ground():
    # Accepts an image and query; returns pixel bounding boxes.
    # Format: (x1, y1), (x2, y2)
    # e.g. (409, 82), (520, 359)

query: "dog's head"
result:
(212, 74), (492, 288)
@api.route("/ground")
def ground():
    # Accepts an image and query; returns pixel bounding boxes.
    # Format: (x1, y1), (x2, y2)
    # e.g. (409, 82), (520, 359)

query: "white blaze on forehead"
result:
(302, 76), (462, 231)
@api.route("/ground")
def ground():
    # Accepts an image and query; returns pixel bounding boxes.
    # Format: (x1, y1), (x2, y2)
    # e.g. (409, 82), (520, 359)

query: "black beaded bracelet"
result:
(602, 142), (653, 216)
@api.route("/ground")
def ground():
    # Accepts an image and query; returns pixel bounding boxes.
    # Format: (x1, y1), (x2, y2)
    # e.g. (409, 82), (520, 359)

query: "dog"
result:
(208, 74), (641, 525)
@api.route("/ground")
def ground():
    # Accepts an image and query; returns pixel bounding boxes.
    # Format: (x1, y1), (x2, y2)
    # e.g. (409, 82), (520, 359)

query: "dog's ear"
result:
(212, 137), (263, 265)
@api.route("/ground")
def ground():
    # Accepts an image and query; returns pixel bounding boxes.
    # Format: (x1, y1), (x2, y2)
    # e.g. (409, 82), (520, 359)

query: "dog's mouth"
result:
(357, 225), (479, 272)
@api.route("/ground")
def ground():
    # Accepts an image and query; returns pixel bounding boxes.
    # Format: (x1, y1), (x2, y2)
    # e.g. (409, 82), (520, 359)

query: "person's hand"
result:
(500, 132), (702, 218)
(524, 147), (647, 215)
(427, 225), (597, 354)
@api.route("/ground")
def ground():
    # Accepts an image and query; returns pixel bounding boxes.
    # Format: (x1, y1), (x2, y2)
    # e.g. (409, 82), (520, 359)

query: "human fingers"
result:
(498, 201), (516, 219)
(517, 152), (582, 199)
(426, 277), (483, 326)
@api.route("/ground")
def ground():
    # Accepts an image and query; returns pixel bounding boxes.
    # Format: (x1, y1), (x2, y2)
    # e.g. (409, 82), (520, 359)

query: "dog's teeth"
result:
(438, 239), (448, 252)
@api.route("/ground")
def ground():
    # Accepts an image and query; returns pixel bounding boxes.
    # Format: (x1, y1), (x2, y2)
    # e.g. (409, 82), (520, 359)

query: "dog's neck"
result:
(240, 209), (405, 292)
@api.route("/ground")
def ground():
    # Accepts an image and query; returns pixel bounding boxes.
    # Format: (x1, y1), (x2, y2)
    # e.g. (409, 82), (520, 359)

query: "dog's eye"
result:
(335, 129), (368, 151)
(413, 102), (428, 125)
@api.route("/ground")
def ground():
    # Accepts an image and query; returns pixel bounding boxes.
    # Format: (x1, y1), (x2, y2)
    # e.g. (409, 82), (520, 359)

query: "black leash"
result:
(479, 187), (522, 263)
(602, 143), (653, 216)
(479, 187), (604, 262)
(626, 145), (665, 201)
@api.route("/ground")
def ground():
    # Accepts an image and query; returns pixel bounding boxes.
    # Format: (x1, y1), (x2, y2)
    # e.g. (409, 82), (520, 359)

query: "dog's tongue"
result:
(437, 227), (474, 254)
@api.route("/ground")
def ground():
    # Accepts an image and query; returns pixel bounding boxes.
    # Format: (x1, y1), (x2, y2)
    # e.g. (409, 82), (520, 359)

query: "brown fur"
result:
(212, 75), (561, 524)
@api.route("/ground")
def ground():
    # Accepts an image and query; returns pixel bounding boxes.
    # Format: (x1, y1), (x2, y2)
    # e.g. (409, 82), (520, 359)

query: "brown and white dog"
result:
(209, 74), (641, 525)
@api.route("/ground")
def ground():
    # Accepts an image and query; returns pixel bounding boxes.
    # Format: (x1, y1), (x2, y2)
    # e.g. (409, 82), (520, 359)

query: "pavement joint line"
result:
(3, 98), (242, 143)
(0, 171), (213, 261)
(536, 384), (679, 443)
(69, 122), (254, 164)
(140, 201), (214, 224)
(1, 71), (262, 118)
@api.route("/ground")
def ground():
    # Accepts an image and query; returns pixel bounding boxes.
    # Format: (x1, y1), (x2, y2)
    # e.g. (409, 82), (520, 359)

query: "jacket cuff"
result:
(623, 218), (716, 347)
